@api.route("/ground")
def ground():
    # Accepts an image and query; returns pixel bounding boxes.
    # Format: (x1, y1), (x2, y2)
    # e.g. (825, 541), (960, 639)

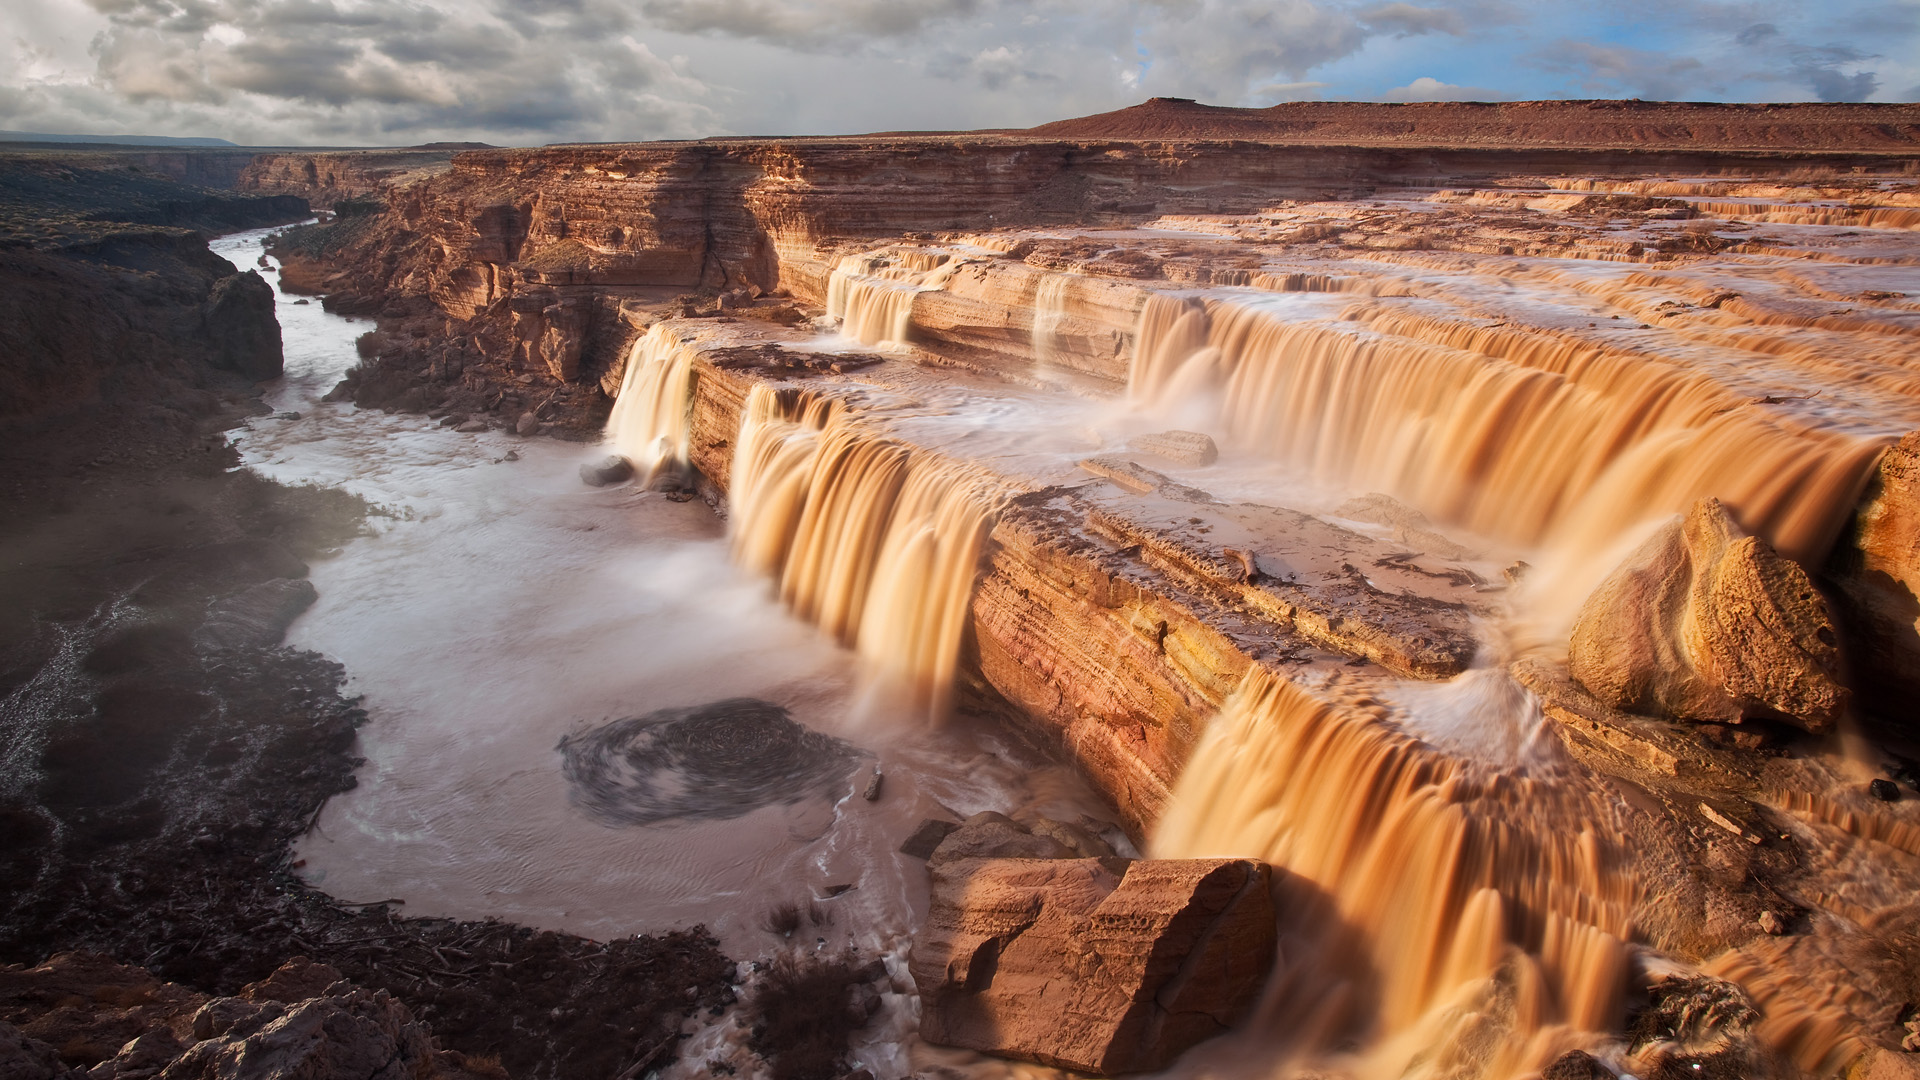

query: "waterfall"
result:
(1153, 667), (1638, 1080)
(1130, 293), (1888, 572)
(728, 385), (1004, 717)
(824, 250), (965, 349)
(606, 324), (698, 468)
(1031, 271), (1074, 366)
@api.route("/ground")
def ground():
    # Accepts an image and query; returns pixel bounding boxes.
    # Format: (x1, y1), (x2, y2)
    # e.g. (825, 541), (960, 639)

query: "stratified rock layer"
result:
(1827, 432), (1920, 714)
(1570, 498), (1849, 732)
(911, 857), (1274, 1075)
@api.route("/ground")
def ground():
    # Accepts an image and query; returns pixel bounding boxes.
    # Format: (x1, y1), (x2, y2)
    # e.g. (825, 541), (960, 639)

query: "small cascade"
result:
(1153, 667), (1639, 1079)
(1130, 293), (1888, 572)
(606, 324), (699, 467)
(1031, 271), (1075, 366)
(824, 250), (965, 348)
(728, 385), (1004, 717)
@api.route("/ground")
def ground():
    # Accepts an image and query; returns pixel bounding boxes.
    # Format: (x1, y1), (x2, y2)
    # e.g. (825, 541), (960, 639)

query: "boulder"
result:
(578, 455), (633, 487)
(513, 412), (538, 437)
(1826, 432), (1920, 715)
(193, 579), (317, 652)
(1127, 431), (1218, 467)
(1569, 498), (1848, 733)
(911, 856), (1274, 1075)
(927, 812), (1073, 865)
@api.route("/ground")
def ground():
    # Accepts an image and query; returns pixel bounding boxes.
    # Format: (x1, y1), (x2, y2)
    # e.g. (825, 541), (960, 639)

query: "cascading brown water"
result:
(607, 323), (699, 466)
(825, 250), (965, 348)
(728, 384), (1004, 717)
(1130, 293), (1888, 575)
(1153, 668), (1639, 1080)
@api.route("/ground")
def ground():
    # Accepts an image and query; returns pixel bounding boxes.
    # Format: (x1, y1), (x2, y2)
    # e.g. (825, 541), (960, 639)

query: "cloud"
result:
(4, 0), (1917, 145)
(1531, 40), (1708, 99)
(638, 0), (979, 48)
(34, 0), (724, 144)
(1786, 43), (1881, 101)
(1378, 76), (1511, 101)
(1358, 3), (1468, 37)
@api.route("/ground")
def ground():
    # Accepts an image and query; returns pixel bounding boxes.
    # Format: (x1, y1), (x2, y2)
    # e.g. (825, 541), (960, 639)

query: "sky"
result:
(2, 0), (1916, 146)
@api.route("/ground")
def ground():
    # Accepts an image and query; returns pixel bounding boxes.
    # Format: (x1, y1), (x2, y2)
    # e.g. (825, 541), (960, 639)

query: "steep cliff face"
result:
(0, 157), (303, 419)
(236, 149), (462, 209)
(0, 231), (284, 419)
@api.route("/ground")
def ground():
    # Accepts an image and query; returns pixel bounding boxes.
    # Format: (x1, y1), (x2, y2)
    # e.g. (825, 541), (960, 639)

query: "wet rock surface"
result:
(911, 855), (1275, 1075)
(1570, 497), (1849, 732)
(557, 699), (861, 825)
(1827, 431), (1920, 716)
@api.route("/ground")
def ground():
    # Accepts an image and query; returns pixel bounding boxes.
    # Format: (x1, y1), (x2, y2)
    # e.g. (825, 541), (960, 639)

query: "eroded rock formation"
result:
(1828, 433), (1920, 714)
(1569, 498), (1849, 732)
(911, 856), (1274, 1075)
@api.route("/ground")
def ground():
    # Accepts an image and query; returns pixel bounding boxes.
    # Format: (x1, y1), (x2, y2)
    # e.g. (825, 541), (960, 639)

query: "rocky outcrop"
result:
(0, 955), (477, 1080)
(0, 230), (286, 420)
(1826, 433), (1920, 714)
(1569, 498), (1849, 732)
(911, 856), (1274, 1075)
(202, 272), (283, 382)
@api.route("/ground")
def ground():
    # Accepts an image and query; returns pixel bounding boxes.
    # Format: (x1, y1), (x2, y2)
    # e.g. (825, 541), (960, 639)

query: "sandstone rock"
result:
(927, 812), (1074, 865)
(911, 856), (1274, 1075)
(1569, 498), (1849, 733)
(1848, 1047), (1920, 1080)
(162, 984), (436, 1080)
(1127, 431), (1218, 467)
(1335, 493), (1478, 561)
(513, 412), (538, 436)
(1076, 457), (1168, 495)
(193, 579), (318, 652)
(0, 1021), (65, 1080)
(1826, 432), (1920, 715)
(454, 419), (488, 433)
(579, 455), (633, 487)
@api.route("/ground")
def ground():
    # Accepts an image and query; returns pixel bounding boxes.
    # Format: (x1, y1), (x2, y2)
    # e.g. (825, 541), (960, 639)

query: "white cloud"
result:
(1378, 75), (1509, 100)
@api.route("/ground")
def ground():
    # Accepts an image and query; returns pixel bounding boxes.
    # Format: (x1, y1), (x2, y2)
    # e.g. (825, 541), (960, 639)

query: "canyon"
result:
(2, 99), (1919, 1080)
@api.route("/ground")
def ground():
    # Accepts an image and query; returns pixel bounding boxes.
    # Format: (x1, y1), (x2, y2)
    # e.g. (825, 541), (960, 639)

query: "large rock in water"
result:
(1569, 497), (1848, 732)
(194, 579), (318, 652)
(911, 856), (1274, 1075)
(1826, 432), (1920, 716)
(202, 270), (284, 381)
